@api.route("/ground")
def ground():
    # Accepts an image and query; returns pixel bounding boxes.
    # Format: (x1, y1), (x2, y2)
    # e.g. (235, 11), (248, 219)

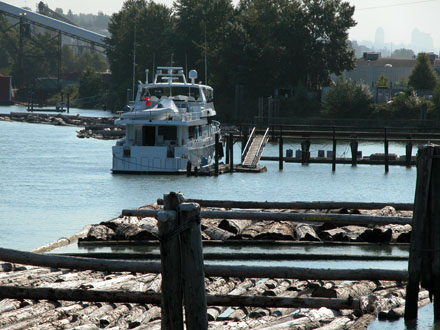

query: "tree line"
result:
(105, 0), (356, 121)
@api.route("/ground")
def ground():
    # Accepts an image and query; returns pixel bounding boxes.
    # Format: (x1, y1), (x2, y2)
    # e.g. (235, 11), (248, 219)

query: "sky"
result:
(6, 0), (440, 51)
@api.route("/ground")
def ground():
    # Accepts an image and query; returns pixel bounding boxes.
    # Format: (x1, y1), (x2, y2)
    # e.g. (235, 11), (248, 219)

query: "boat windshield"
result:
(141, 86), (204, 102)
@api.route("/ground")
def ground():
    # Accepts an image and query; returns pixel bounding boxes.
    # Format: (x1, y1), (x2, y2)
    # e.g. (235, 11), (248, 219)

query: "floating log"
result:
(254, 221), (296, 240)
(0, 286), (361, 310)
(56, 252), (408, 262)
(218, 219), (253, 235)
(123, 209), (412, 226)
(157, 198), (413, 211)
(0, 247), (408, 281)
(294, 224), (320, 241)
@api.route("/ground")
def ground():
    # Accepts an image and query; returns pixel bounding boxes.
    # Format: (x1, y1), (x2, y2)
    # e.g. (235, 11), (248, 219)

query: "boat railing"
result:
(241, 127), (256, 162)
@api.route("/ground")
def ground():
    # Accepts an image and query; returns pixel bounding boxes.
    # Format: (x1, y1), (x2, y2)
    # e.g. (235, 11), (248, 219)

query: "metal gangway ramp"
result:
(241, 127), (270, 168)
(0, 1), (107, 48)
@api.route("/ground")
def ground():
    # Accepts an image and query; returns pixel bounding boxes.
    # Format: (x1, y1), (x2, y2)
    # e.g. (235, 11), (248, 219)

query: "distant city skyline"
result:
(7, 0), (440, 52)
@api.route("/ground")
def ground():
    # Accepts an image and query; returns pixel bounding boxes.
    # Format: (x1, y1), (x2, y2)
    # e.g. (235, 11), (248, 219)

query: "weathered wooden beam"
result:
(159, 193), (183, 330)
(156, 198), (413, 211)
(0, 286), (360, 309)
(0, 247), (408, 281)
(56, 252), (408, 262)
(405, 146), (433, 320)
(123, 209), (412, 226)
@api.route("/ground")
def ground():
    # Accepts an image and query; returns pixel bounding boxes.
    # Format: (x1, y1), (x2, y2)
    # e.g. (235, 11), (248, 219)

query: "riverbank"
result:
(0, 112), (125, 139)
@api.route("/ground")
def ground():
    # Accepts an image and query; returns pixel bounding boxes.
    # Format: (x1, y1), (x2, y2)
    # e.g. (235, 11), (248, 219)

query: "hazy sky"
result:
(7, 0), (440, 50)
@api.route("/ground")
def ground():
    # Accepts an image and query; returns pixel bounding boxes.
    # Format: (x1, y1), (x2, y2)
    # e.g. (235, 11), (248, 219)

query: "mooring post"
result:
(179, 203), (208, 329)
(214, 133), (219, 176)
(229, 134), (234, 173)
(431, 146), (440, 320)
(405, 146), (434, 320)
(332, 128), (337, 172)
(301, 140), (311, 165)
(384, 128), (389, 173)
(406, 138), (413, 168)
(66, 93), (70, 114)
(158, 193), (184, 330)
(350, 140), (358, 167)
(186, 161), (192, 177)
(225, 135), (230, 165)
(279, 136), (283, 170)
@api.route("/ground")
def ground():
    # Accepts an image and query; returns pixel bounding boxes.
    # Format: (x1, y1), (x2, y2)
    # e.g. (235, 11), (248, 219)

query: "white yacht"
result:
(112, 66), (221, 173)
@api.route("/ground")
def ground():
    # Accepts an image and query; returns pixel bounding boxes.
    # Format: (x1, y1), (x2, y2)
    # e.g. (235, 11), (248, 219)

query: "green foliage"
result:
(79, 67), (103, 99)
(432, 80), (440, 111)
(279, 84), (321, 118)
(106, 0), (174, 106)
(323, 76), (373, 118)
(371, 89), (432, 120)
(408, 53), (438, 90)
(377, 74), (388, 87)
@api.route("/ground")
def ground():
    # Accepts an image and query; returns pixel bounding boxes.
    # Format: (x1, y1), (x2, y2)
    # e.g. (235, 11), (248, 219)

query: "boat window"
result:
(142, 126), (155, 146)
(158, 126), (177, 141)
(204, 88), (214, 102)
(189, 126), (195, 139)
(146, 87), (200, 101)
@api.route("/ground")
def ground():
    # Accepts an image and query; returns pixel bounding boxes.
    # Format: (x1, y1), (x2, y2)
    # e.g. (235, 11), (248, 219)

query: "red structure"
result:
(0, 75), (12, 105)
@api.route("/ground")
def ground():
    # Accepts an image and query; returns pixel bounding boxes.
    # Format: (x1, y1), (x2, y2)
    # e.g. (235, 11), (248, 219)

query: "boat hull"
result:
(111, 142), (215, 173)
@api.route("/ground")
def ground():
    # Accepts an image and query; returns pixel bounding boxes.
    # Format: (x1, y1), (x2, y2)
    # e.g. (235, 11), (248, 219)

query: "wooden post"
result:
(66, 93), (70, 113)
(431, 146), (440, 320)
(186, 161), (191, 177)
(225, 135), (230, 165)
(406, 139), (413, 168)
(405, 146), (434, 320)
(214, 133), (219, 176)
(350, 140), (358, 167)
(279, 136), (283, 170)
(241, 127), (248, 157)
(159, 193), (184, 330)
(384, 128), (389, 173)
(332, 128), (336, 172)
(229, 134), (234, 173)
(179, 203), (208, 329)
(301, 140), (311, 165)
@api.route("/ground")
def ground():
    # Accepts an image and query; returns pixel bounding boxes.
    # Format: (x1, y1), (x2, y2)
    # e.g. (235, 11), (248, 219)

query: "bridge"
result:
(0, 1), (107, 47)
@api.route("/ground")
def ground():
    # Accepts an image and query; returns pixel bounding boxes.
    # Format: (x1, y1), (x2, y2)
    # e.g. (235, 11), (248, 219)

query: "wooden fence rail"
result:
(156, 198), (414, 211)
(0, 286), (361, 310)
(122, 209), (412, 226)
(0, 247), (408, 281)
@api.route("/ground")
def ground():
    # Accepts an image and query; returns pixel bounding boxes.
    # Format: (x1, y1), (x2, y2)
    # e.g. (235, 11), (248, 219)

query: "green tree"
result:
(323, 76), (373, 118)
(408, 53), (438, 90)
(79, 67), (103, 99)
(106, 0), (174, 106)
(377, 74), (388, 87)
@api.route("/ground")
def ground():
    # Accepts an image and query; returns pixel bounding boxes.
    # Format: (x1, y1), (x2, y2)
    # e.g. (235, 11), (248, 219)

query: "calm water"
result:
(0, 105), (435, 329)
(0, 105), (417, 251)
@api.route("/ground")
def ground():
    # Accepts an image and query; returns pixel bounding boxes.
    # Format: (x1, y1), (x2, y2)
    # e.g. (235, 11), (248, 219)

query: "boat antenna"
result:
(204, 24), (207, 85)
(131, 17), (137, 101)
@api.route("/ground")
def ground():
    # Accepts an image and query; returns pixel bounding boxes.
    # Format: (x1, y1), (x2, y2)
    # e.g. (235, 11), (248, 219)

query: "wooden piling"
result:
(225, 135), (230, 165)
(215, 133), (219, 176)
(301, 140), (311, 165)
(66, 93), (70, 113)
(405, 146), (434, 320)
(406, 139), (413, 168)
(159, 193), (184, 330)
(350, 140), (358, 167)
(229, 134), (234, 173)
(186, 161), (191, 177)
(179, 203), (208, 329)
(279, 136), (283, 170)
(431, 146), (440, 320)
(385, 128), (389, 173)
(332, 128), (336, 172)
